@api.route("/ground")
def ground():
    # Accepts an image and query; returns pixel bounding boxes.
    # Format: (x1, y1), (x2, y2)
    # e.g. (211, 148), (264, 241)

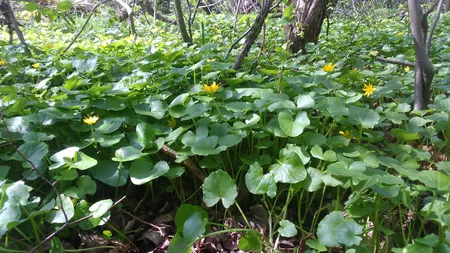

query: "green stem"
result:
(235, 202), (251, 228)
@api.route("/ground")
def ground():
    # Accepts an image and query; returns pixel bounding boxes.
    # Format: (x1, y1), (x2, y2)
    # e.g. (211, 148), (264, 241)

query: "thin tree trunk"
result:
(284, 0), (328, 54)
(232, 0), (273, 70)
(408, 0), (435, 110)
(174, 0), (192, 44)
(445, 0), (450, 12)
(0, 0), (30, 54)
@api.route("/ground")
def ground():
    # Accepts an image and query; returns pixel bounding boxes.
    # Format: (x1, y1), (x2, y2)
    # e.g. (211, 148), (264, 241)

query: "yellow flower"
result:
(168, 117), (176, 128)
(32, 63), (40, 68)
(202, 81), (221, 94)
(397, 32), (405, 36)
(369, 51), (379, 56)
(339, 131), (354, 140)
(0, 59), (5, 66)
(362, 83), (376, 97)
(207, 58), (216, 62)
(323, 63), (336, 73)
(404, 66), (410, 72)
(83, 116), (99, 125)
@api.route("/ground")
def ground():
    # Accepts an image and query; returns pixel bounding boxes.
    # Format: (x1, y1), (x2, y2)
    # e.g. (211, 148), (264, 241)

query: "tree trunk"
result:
(232, 0), (273, 70)
(0, 0), (30, 54)
(284, 0), (328, 54)
(174, 0), (192, 44)
(408, 0), (435, 110)
(445, 0), (450, 12)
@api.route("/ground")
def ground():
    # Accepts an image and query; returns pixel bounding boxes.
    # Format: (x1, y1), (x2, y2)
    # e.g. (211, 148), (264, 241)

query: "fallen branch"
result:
(376, 56), (415, 67)
(160, 144), (205, 182)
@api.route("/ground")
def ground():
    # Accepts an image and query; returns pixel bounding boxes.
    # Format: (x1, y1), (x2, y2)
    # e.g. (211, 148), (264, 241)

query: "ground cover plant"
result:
(1, 1), (450, 252)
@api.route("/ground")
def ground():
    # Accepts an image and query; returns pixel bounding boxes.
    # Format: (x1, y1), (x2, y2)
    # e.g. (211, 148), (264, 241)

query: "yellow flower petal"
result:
(202, 81), (221, 94)
(0, 59), (5, 66)
(362, 83), (376, 97)
(404, 66), (410, 72)
(32, 63), (40, 68)
(323, 63), (336, 73)
(83, 116), (99, 125)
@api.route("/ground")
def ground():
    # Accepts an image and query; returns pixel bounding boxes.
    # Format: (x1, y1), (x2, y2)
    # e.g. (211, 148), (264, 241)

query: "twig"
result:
(118, 208), (167, 235)
(269, 0), (282, 12)
(424, 0), (439, 17)
(426, 0), (445, 55)
(375, 56), (415, 67)
(226, 26), (252, 59)
(0, 112), (69, 228)
(160, 144), (205, 182)
(28, 196), (126, 253)
(62, 0), (111, 53)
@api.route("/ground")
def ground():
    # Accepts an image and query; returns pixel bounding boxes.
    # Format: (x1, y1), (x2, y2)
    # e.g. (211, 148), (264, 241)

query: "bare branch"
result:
(63, 0), (112, 53)
(28, 196), (126, 253)
(160, 144), (205, 182)
(426, 0), (445, 54)
(376, 56), (415, 67)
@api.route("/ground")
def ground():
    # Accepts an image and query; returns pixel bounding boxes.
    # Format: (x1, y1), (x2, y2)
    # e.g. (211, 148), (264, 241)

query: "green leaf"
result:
(76, 176), (97, 195)
(5, 181), (30, 206)
(306, 239), (327, 252)
(136, 122), (156, 149)
(296, 95), (315, 109)
(50, 237), (64, 253)
(278, 220), (297, 237)
(13, 142), (48, 169)
(175, 204), (209, 233)
(134, 100), (167, 119)
(402, 243), (433, 253)
(89, 199), (113, 218)
(74, 200), (102, 230)
(0, 166), (9, 179)
(238, 230), (263, 252)
(24, 3), (39, 11)
(317, 211), (363, 247)
(94, 118), (123, 134)
(46, 195), (75, 224)
(90, 161), (128, 187)
(49, 147), (79, 169)
(182, 212), (207, 241)
(417, 171), (450, 191)
(269, 149), (306, 184)
(167, 233), (190, 253)
(71, 152), (97, 170)
(57, 0), (72, 12)
(130, 158), (169, 185)
(278, 111), (310, 137)
(245, 162), (277, 198)
(348, 106), (380, 129)
(112, 146), (146, 162)
(202, 170), (237, 208)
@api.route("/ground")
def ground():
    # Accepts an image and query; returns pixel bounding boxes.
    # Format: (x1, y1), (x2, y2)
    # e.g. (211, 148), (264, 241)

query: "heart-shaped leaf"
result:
(278, 111), (310, 137)
(202, 170), (237, 208)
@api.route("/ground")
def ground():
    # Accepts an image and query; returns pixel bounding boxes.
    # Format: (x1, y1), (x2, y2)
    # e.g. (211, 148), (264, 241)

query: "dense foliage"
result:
(1, 5), (450, 252)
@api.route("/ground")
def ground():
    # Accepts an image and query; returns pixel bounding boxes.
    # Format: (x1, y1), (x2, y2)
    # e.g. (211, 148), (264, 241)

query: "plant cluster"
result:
(1, 6), (450, 253)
